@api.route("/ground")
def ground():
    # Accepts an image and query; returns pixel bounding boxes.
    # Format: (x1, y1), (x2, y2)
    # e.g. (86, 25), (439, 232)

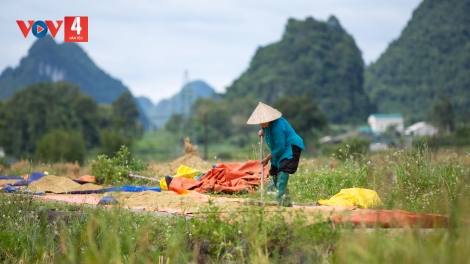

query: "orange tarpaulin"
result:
(76, 175), (96, 183)
(330, 210), (451, 228)
(169, 160), (269, 194)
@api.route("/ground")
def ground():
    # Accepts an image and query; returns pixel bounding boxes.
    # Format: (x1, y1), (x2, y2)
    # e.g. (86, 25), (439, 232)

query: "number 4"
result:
(71, 17), (82, 35)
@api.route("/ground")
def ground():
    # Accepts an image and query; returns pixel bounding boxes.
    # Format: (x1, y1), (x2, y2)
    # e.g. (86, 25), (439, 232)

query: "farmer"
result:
(247, 102), (305, 207)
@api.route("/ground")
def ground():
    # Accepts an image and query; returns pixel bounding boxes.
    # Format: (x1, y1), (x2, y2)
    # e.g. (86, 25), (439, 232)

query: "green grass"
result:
(1, 146), (470, 263)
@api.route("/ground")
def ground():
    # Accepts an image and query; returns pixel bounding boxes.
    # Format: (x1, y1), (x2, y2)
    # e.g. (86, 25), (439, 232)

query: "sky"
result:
(1, 0), (422, 105)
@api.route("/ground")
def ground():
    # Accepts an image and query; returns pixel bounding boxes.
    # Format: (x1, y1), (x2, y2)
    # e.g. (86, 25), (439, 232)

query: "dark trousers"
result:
(269, 145), (302, 175)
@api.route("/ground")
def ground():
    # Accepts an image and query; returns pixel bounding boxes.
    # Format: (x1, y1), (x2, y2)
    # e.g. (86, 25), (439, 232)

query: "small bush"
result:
(90, 145), (147, 184)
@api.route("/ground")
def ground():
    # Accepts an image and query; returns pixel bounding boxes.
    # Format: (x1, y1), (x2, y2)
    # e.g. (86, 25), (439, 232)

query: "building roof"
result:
(359, 126), (373, 133)
(370, 114), (403, 119)
(405, 122), (436, 132)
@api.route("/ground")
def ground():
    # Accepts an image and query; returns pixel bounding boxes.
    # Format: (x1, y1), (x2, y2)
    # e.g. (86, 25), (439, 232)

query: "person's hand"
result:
(260, 154), (272, 166)
(258, 129), (264, 138)
(261, 157), (269, 166)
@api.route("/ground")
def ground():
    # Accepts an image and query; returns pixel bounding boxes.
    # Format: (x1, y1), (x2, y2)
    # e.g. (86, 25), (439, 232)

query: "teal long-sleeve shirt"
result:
(262, 117), (305, 167)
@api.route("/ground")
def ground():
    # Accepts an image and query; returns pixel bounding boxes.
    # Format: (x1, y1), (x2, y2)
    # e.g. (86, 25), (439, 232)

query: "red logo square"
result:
(64, 16), (88, 42)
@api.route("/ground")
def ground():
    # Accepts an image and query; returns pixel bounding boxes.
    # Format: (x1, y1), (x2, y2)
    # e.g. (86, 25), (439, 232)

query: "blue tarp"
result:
(0, 175), (23, 180)
(1, 184), (45, 195)
(104, 186), (162, 193)
(59, 185), (162, 194)
(12, 172), (48, 186)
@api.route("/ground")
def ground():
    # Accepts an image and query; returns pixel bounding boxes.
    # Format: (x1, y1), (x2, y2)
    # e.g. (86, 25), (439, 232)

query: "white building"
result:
(404, 122), (438, 137)
(368, 114), (404, 134)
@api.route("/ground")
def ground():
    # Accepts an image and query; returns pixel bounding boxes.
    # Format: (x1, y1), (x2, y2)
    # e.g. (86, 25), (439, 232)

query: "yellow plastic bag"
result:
(317, 188), (383, 209)
(160, 165), (201, 190)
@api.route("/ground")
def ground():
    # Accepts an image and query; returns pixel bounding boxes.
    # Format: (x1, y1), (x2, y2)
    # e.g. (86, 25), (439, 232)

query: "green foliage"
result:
(322, 136), (371, 160)
(433, 94), (455, 134)
(164, 97), (244, 147)
(0, 99), (9, 149)
(98, 130), (133, 157)
(35, 129), (86, 165)
(289, 147), (470, 214)
(91, 145), (147, 184)
(225, 16), (375, 124)
(272, 93), (328, 145)
(73, 95), (100, 148)
(112, 92), (143, 139)
(0, 82), (145, 160)
(192, 98), (232, 142)
(423, 131), (470, 149)
(364, 0), (470, 124)
(165, 113), (185, 135)
(0, 82), (100, 158)
(335, 225), (470, 263)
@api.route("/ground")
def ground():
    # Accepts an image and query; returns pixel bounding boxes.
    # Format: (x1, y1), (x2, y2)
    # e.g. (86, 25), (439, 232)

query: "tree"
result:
(97, 104), (113, 130)
(165, 114), (184, 135)
(35, 129), (86, 164)
(1, 82), (86, 157)
(111, 92), (143, 139)
(272, 93), (328, 144)
(98, 130), (132, 157)
(433, 94), (455, 134)
(73, 94), (100, 148)
(0, 100), (8, 149)
(192, 98), (231, 143)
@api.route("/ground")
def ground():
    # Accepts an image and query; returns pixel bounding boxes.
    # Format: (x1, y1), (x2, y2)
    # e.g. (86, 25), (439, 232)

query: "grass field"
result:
(1, 145), (470, 263)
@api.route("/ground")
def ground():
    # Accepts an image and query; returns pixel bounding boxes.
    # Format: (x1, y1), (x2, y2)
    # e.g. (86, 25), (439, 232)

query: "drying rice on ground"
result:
(0, 179), (22, 186)
(107, 191), (336, 224)
(26, 175), (101, 193)
(116, 190), (210, 212)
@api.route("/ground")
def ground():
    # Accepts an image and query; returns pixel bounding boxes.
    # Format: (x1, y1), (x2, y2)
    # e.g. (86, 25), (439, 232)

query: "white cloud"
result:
(1, 0), (422, 104)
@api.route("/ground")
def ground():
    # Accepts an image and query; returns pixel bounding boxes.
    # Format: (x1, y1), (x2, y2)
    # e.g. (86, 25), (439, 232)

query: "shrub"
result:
(35, 129), (86, 165)
(91, 145), (147, 184)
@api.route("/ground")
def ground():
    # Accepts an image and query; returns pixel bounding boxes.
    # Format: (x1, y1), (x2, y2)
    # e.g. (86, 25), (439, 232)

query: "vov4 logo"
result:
(16, 16), (88, 42)
(16, 20), (62, 38)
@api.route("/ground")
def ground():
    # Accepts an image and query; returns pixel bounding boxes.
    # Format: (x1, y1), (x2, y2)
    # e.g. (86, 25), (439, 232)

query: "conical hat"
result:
(246, 102), (282, 124)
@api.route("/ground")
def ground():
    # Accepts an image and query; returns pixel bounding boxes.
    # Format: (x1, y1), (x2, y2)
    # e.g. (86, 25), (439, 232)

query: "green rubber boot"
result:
(272, 174), (278, 189)
(275, 171), (292, 207)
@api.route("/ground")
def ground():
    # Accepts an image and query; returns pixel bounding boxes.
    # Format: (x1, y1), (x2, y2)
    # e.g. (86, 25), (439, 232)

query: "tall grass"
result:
(290, 146), (470, 214)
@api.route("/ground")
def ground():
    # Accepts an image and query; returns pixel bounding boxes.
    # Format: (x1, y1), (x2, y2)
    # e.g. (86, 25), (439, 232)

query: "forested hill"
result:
(365, 0), (470, 123)
(0, 35), (129, 104)
(224, 16), (375, 124)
